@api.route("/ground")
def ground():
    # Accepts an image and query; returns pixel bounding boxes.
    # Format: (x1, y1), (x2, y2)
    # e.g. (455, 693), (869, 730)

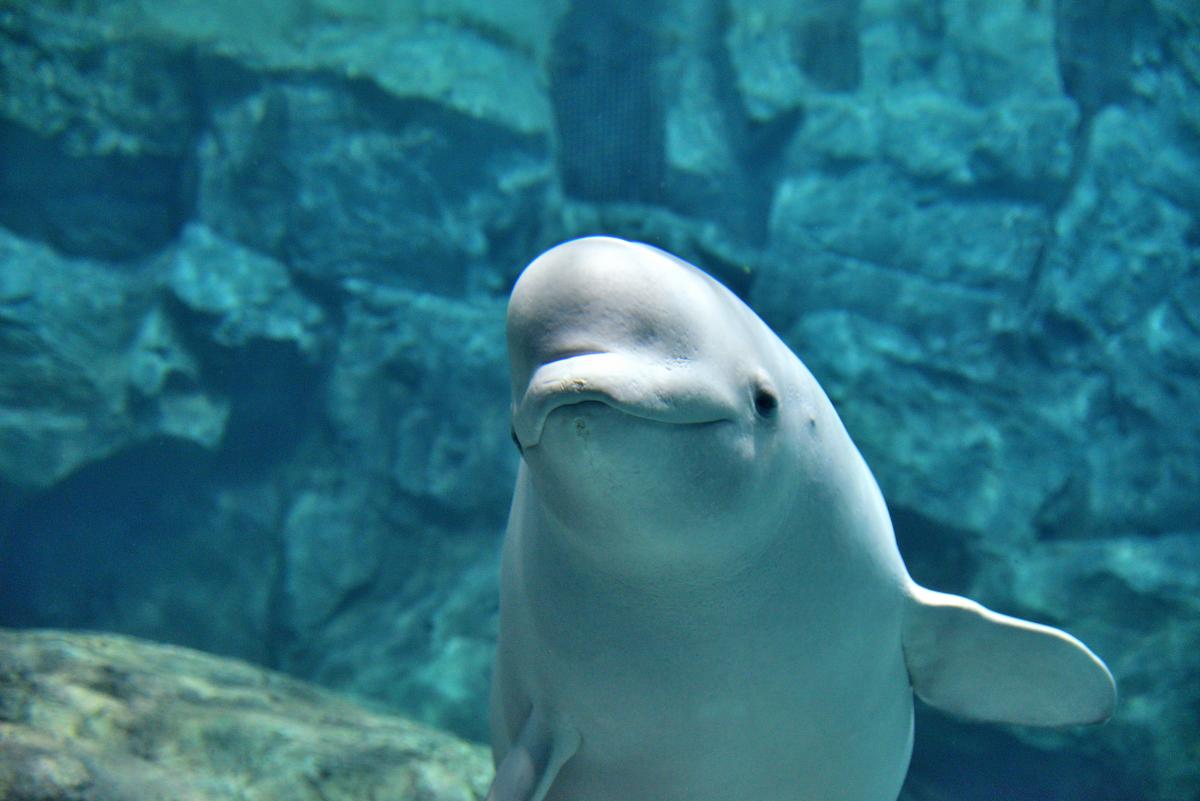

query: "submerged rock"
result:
(0, 230), (228, 490)
(0, 628), (492, 801)
(196, 82), (551, 292)
(0, 1), (556, 284)
(0, 7), (196, 259)
(0, 222), (332, 492)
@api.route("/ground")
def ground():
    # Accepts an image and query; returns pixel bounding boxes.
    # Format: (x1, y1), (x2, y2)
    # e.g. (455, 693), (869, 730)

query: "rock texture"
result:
(0, 628), (491, 801)
(0, 0), (1197, 799)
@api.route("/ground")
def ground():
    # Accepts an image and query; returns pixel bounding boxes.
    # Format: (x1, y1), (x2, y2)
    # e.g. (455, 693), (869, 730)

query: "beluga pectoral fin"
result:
(487, 708), (580, 801)
(902, 585), (1117, 726)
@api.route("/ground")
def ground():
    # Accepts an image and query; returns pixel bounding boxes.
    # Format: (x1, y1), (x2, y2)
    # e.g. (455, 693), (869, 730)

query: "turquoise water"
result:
(0, 2), (1197, 799)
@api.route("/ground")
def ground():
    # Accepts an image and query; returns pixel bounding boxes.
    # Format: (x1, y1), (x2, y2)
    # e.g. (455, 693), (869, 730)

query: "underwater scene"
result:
(0, 1), (1197, 799)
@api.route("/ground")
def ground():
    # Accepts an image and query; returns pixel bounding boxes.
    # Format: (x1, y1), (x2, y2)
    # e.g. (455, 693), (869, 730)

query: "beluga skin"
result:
(489, 236), (1115, 801)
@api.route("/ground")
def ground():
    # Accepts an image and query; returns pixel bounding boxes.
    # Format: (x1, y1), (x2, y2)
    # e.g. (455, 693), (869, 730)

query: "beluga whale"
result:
(489, 236), (1115, 801)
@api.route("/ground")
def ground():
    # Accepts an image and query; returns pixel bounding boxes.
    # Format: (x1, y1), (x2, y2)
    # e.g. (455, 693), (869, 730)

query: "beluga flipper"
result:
(903, 585), (1114, 726)
(486, 707), (578, 801)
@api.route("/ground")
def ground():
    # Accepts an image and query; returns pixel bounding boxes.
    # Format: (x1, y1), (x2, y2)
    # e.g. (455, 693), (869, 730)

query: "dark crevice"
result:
(789, 1), (862, 93)
(0, 437), (218, 630)
(550, 0), (666, 204)
(341, 73), (537, 157)
(157, 293), (326, 480)
(262, 500), (294, 672)
(287, 267), (350, 352)
(1018, 109), (1097, 322)
(1053, 0), (1145, 120)
(0, 13), (205, 262)
(1033, 470), (1092, 540)
(0, 119), (193, 261)
(312, 563), (383, 633)
(703, 1), (806, 247)
(211, 341), (325, 480)
(898, 161), (1073, 210)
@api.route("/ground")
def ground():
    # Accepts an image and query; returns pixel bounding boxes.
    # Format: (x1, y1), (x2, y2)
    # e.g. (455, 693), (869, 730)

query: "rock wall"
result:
(0, 1), (1196, 798)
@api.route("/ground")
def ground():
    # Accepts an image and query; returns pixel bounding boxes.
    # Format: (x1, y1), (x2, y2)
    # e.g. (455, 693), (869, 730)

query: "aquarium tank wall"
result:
(0, 1), (1197, 799)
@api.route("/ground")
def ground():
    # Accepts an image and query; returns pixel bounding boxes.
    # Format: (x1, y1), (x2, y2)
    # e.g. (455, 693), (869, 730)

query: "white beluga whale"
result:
(489, 236), (1115, 801)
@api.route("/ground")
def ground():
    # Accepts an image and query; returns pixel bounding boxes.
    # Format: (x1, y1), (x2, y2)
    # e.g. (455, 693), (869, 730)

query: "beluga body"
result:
(488, 236), (1115, 801)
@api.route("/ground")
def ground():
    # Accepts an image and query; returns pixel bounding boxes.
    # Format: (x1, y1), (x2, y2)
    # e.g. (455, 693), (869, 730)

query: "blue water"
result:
(0, 2), (1197, 799)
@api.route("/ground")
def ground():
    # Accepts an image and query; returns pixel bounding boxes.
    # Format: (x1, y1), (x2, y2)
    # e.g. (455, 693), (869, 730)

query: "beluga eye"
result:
(754, 386), (779, 418)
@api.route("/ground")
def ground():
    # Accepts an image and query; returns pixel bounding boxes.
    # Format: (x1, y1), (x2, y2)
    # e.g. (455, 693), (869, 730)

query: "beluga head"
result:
(507, 236), (802, 573)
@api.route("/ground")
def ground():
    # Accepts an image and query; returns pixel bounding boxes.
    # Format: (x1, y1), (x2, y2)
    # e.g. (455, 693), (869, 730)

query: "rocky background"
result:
(0, 1), (1197, 799)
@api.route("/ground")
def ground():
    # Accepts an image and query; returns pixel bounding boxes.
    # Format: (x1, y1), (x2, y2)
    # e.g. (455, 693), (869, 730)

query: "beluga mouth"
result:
(511, 350), (739, 450)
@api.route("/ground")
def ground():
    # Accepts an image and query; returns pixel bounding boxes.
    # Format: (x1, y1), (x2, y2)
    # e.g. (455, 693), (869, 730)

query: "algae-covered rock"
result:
(0, 7), (196, 258)
(0, 222), (332, 491)
(4, 1), (557, 136)
(0, 1), (556, 277)
(327, 280), (512, 515)
(164, 223), (328, 360)
(195, 82), (550, 291)
(0, 629), (492, 801)
(0, 230), (228, 489)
